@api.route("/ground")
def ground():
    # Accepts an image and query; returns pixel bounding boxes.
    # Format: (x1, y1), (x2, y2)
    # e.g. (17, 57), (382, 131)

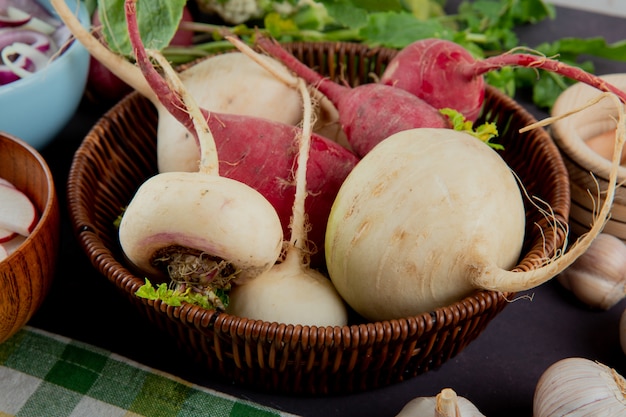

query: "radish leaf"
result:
(98, 0), (186, 57)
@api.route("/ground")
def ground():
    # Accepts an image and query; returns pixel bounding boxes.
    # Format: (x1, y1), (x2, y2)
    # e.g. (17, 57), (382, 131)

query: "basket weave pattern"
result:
(67, 42), (570, 394)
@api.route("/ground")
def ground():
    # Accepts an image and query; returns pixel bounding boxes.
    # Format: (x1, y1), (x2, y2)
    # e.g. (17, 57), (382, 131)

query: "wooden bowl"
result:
(550, 73), (626, 240)
(67, 42), (570, 394)
(0, 133), (60, 344)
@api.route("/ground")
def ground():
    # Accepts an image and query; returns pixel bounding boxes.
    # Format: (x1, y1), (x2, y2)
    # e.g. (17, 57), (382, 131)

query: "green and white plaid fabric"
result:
(0, 327), (299, 417)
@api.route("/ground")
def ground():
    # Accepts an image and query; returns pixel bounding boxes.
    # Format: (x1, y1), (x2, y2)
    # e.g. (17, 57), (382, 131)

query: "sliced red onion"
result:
(0, 1), (64, 86)
(0, 66), (20, 84)
(4, 6), (56, 34)
(0, 11), (30, 28)
(1, 41), (48, 78)
(0, 0), (60, 28)
(0, 28), (53, 52)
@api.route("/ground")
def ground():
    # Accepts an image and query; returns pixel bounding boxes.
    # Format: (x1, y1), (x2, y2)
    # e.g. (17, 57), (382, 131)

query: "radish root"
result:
(475, 92), (626, 292)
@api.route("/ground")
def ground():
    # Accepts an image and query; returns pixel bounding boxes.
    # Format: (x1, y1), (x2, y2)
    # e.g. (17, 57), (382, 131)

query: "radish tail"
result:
(474, 93), (626, 293)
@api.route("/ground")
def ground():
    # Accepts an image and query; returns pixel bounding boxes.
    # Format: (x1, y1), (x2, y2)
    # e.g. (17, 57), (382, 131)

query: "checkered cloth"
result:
(0, 326), (299, 417)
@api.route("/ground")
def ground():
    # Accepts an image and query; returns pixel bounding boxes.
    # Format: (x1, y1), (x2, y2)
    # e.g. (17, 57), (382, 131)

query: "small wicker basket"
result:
(550, 73), (626, 240)
(67, 42), (570, 394)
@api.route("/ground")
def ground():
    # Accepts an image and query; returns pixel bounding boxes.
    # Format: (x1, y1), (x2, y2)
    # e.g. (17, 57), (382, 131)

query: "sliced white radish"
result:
(2, 234), (26, 256)
(0, 228), (17, 243)
(3, 234), (26, 253)
(0, 185), (38, 237)
(0, 178), (16, 188)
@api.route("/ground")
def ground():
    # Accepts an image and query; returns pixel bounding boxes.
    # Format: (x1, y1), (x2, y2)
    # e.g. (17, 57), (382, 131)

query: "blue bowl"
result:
(0, 0), (90, 150)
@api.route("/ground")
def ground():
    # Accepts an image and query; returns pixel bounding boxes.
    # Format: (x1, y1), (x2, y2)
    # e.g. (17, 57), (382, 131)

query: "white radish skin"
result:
(118, 172), (283, 283)
(326, 113), (624, 321)
(326, 129), (526, 320)
(226, 250), (348, 326)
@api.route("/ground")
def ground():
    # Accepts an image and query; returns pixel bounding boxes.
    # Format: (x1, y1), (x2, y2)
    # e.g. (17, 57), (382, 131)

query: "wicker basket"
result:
(67, 42), (571, 394)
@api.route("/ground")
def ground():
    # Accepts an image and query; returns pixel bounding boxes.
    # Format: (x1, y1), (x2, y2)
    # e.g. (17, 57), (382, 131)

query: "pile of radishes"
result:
(53, 0), (626, 326)
(0, 177), (38, 261)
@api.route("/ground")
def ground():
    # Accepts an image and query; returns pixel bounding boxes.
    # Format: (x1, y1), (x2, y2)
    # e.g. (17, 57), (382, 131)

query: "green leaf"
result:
(135, 278), (229, 310)
(359, 12), (449, 48)
(440, 108), (502, 150)
(98, 0), (187, 57)
(323, 2), (370, 29)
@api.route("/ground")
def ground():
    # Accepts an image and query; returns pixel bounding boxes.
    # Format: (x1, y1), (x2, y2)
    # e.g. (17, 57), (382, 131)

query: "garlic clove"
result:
(396, 388), (486, 417)
(533, 357), (626, 417)
(557, 233), (626, 310)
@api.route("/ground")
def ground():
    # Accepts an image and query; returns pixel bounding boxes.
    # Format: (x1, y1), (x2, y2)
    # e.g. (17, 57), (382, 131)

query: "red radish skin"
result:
(254, 36), (450, 158)
(380, 38), (626, 121)
(51, 0), (358, 268)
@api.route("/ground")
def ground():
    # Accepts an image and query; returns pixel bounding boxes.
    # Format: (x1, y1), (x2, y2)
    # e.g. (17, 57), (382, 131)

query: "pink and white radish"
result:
(379, 38), (626, 121)
(118, 0), (283, 301)
(325, 105), (625, 321)
(253, 35), (451, 158)
(0, 176), (38, 261)
(51, 0), (358, 268)
(227, 78), (348, 326)
(0, 181), (38, 237)
(155, 51), (345, 173)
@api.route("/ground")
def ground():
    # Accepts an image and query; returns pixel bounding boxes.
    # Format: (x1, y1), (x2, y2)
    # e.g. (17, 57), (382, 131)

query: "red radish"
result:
(51, 0), (358, 268)
(380, 38), (626, 121)
(0, 244), (7, 261)
(0, 183), (38, 237)
(227, 78), (348, 326)
(155, 51), (345, 173)
(253, 35), (451, 158)
(119, 0), (283, 297)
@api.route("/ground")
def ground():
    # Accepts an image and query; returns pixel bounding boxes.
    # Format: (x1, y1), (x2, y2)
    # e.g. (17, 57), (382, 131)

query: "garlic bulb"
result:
(557, 233), (626, 310)
(534, 357), (626, 417)
(396, 388), (486, 417)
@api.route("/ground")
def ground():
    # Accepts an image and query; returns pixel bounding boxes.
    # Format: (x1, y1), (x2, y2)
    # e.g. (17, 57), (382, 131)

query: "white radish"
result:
(226, 79), (348, 326)
(0, 183), (38, 237)
(118, 1), (283, 303)
(326, 95), (625, 321)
